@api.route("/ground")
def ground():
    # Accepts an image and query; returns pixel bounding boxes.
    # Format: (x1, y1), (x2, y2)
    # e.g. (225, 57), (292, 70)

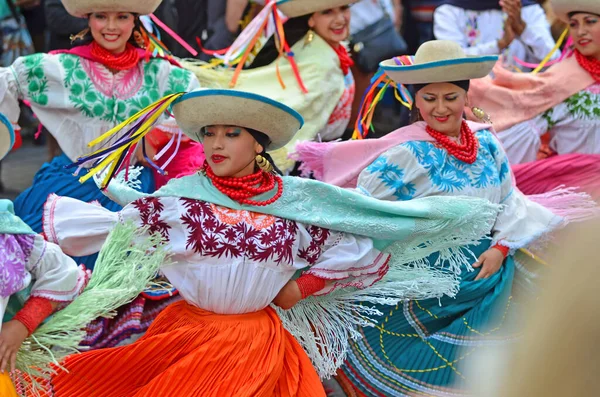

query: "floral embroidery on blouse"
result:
(563, 84), (600, 119)
(210, 204), (276, 230)
(179, 198), (299, 265)
(132, 197), (171, 241)
(298, 226), (332, 266)
(22, 54), (49, 106)
(365, 130), (508, 198)
(0, 234), (35, 297)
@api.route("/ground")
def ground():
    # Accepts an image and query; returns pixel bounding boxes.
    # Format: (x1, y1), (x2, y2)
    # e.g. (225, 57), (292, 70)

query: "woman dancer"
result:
(184, 0), (356, 173)
(294, 40), (596, 396)
(468, 0), (600, 196)
(4, 0), (199, 270)
(42, 88), (503, 396)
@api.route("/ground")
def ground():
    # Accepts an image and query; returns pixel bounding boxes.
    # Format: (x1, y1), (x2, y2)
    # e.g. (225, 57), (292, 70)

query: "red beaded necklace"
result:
(575, 50), (600, 83)
(203, 162), (283, 206)
(90, 41), (140, 71)
(426, 120), (478, 164)
(333, 44), (354, 75)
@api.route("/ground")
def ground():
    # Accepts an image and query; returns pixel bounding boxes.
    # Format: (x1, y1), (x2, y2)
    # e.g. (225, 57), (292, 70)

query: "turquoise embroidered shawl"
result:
(0, 200), (34, 234)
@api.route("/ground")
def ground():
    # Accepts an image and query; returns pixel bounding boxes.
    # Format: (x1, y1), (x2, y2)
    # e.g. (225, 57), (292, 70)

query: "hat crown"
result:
(414, 40), (467, 65)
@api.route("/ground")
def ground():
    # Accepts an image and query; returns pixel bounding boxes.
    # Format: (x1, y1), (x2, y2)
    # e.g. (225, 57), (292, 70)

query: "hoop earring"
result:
(256, 155), (273, 173)
(70, 28), (90, 44)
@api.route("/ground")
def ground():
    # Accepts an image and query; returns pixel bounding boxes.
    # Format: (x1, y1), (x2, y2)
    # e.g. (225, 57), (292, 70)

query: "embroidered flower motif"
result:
(0, 234), (35, 297)
(132, 197), (171, 241)
(180, 199), (298, 265)
(465, 13), (480, 46)
(298, 226), (331, 266)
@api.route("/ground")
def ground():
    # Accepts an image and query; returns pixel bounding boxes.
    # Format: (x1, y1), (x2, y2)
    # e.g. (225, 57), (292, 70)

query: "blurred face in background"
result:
(569, 12), (600, 59)
(89, 12), (135, 54)
(308, 6), (352, 47)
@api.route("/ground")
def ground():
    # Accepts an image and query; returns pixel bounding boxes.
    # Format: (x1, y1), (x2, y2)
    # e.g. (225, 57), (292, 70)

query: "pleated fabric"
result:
(339, 240), (523, 397)
(512, 153), (600, 197)
(0, 372), (18, 397)
(52, 301), (326, 397)
(13, 154), (155, 271)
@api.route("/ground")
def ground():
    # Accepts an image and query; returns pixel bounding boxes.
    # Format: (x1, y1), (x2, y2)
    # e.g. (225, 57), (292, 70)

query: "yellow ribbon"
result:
(531, 28), (569, 75)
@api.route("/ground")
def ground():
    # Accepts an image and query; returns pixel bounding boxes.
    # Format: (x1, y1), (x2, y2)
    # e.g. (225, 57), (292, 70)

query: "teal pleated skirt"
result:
(340, 240), (527, 397)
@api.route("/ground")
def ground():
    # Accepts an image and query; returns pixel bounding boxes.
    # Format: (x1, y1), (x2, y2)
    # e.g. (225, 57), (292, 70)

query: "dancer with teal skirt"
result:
(294, 40), (598, 396)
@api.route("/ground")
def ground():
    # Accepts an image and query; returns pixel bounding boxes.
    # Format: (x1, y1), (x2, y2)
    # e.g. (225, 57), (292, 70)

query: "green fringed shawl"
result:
(100, 173), (502, 377)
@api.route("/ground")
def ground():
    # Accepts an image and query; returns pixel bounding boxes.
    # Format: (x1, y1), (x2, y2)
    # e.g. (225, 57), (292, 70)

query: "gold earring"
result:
(256, 155), (273, 173)
(471, 107), (492, 124)
(304, 30), (315, 47)
(70, 28), (90, 44)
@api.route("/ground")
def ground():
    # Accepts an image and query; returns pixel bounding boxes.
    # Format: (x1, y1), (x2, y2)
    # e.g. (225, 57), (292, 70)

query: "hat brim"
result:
(62, 0), (162, 18)
(380, 55), (498, 85)
(277, 0), (358, 18)
(0, 113), (15, 161)
(172, 89), (304, 151)
(550, 0), (600, 22)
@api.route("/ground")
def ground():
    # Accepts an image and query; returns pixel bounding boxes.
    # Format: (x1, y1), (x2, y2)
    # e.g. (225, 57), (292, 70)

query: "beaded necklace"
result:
(203, 162), (283, 206)
(425, 120), (478, 164)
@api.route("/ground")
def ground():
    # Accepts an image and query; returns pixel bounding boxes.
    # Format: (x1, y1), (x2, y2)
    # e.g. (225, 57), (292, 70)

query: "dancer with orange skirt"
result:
(42, 88), (502, 396)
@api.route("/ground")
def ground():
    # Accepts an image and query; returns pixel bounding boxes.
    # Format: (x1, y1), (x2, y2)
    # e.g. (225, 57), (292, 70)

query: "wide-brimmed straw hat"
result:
(380, 40), (498, 85)
(276, 0), (359, 18)
(551, 0), (600, 22)
(0, 113), (14, 161)
(172, 89), (304, 151)
(62, 0), (162, 18)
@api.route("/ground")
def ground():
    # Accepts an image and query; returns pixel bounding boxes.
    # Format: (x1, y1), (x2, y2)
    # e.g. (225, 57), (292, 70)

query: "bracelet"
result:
(13, 297), (54, 335)
(296, 274), (327, 299)
(492, 244), (510, 259)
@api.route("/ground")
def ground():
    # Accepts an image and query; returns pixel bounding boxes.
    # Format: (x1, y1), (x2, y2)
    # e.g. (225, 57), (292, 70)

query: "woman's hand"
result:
(500, 0), (526, 36)
(497, 22), (515, 51)
(0, 320), (29, 373)
(273, 280), (303, 310)
(473, 248), (505, 281)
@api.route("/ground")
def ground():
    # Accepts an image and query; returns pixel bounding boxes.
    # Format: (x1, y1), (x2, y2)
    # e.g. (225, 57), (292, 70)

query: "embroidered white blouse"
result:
(0, 53), (199, 163)
(497, 83), (600, 164)
(43, 195), (390, 315)
(356, 129), (559, 248)
(0, 232), (86, 331)
(434, 4), (559, 69)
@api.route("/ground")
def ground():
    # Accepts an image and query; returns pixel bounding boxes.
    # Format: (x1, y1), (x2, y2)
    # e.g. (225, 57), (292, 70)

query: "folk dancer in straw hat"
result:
(293, 40), (599, 396)
(6, 0), (200, 270)
(468, 0), (600, 198)
(0, 0), (201, 350)
(182, 0), (358, 174)
(0, 113), (88, 396)
(42, 87), (504, 396)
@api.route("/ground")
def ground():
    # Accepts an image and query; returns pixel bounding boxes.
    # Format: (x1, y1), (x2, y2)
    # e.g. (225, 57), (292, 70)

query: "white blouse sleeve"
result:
(295, 224), (390, 296)
(27, 234), (86, 302)
(43, 194), (120, 257)
(519, 5), (561, 63)
(496, 114), (547, 164)
(489, 135), (560, 249)
(433, 5), (499, 56)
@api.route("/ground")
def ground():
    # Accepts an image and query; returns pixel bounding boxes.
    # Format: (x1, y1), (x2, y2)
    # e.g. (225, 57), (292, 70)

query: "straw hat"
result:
(380, 40), (498, 85)
(62, 0), (162, 18)
(551, 0), (600, 22)
(276, 0), (359, 18)
(172, 89), (304, 151)
(0, 113), (14, 161)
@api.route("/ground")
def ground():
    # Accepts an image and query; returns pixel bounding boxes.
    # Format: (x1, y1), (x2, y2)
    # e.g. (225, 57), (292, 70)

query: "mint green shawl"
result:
(101, 172), (501, 377)
(0, 200), (34, 234)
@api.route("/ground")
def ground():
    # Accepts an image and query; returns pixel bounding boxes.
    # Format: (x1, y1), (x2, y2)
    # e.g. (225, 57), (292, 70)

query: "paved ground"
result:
(0, 139), (47, 200)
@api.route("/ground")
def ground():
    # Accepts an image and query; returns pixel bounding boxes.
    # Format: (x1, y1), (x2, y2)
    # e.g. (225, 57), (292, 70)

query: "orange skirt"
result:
(52, 301), (325, 397)
(0, 372), (18, 397)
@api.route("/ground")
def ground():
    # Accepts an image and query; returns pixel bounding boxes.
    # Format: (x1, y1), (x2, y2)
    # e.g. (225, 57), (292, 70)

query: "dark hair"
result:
(77, 13), (143, 48)
(245, 15), (311, 69)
